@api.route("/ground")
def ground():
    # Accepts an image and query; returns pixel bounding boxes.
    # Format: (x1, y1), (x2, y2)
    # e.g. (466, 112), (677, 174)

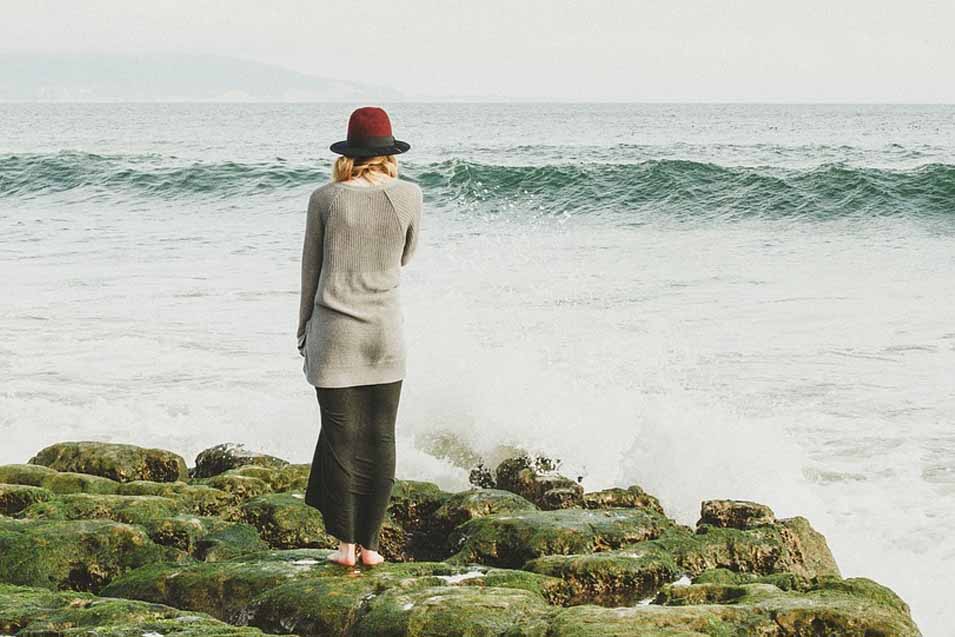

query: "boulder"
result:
(523, 514), (842, 606)
(0, 464), (121, 494)
(698, 499), (776, 529)
(29, 441), (188, 483)
(116, 480), (238, 518)
(239, 493), (335, 549)
(583, 485), (664, 515)
(191, 443), (289, 479)
(494, 454), (584, 510)
(195, 473), (273, 504)
(17, 493), (183, 526)
(102, 549), (559, 629)
(447, 507), (673, 568)
(431, 488), (538, 536)
(0, 484), (54, 516)
(385, 479), (453, 560)
(0, 583), (283, 637)
(352, 585), (553, 637)
(215, 464), (307, 492)
(141, 514), (267, 560)
(0, 518), (169, 592)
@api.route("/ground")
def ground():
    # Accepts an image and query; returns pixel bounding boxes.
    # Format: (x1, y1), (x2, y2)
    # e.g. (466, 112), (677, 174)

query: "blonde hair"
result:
(332, 154), (398, 183)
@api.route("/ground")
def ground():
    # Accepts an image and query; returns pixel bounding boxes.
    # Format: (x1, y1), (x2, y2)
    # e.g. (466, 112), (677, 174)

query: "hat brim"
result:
(329, 139), (411, 157)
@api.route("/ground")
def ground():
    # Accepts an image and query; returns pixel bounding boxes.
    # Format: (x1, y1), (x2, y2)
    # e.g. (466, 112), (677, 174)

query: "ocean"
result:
(2, 103), (953, 634)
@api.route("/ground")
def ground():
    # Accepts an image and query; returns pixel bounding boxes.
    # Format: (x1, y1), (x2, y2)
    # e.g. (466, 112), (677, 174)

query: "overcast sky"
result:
(3, 0), (954, 102)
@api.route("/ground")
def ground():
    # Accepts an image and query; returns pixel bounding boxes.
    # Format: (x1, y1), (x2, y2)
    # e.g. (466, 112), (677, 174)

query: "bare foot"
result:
(326, 544), (356, 567)
(359, 547), (385, 566)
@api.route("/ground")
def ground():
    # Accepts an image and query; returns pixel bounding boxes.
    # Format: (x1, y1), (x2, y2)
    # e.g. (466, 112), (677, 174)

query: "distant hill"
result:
(0, 53), (404, 102)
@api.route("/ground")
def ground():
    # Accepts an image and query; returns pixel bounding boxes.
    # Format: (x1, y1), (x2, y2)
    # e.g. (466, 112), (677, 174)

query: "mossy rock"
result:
(698, 499), (776, 530)
(17, 493), (183, 525)
(383, 479), (453, 560)
(0, 518), (169, 592)
(103, 551), (562, 630)
(685, 517), (840, 580)
(447, 508), (673, 569)
(239, 493), (335, 549)
(691, 567), (813, 592)
(432, 488), (539, 533)
(116, 480), (239, 519)
(352, 585), (554, 637)
(0, 583), (283, 637)
(29, 441), (188, 483)
(141, 515), (267, 560)
(191, 443), (289, 479)
(0, 464), (122, 495)
(650, 576), (921, 636)
(495, 454), (584, 510)
(525, 542), (682, 606)
(524, 517), (843, 607)
(583, 485), (665, 515)
(0, 484), (54, 516)
(195, 473), (273, 504)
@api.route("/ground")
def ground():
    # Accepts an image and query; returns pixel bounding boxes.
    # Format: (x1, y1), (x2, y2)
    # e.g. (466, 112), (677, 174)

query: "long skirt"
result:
(304, 379), (402, 552)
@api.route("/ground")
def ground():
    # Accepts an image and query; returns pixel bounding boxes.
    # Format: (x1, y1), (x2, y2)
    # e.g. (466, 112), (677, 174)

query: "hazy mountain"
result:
(0, 53), (404, 102)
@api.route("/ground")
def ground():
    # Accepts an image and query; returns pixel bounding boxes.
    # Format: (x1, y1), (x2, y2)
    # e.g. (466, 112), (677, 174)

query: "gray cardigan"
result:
(297, 177), (423, 388)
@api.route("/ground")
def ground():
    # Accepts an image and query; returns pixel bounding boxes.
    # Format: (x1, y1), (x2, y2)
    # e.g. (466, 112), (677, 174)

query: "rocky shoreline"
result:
(0, 440), (922, 636)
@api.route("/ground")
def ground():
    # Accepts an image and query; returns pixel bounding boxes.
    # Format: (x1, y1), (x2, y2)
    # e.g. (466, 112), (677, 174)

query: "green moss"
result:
(117, 480), (238, 519)
(18, 493), (183, 525)
(353, 584), (553, 637)
(447, 508), (673, 569)
(0, 518), (169, 592)
(0, 583), (283, 637)
(0, 484), (54, 516)
(196, 474), (272, 504)
(0, 464), (122, 495)
(239, 493), (334, 549)
(583, 485), (665, 515)
(525, 543), (682, 605)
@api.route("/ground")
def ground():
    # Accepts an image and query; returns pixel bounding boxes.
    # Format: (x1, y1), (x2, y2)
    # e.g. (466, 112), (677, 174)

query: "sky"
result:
(2, 0), (954, 102)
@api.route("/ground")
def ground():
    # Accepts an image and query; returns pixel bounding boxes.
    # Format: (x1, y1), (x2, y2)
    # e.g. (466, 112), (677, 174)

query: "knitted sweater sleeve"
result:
(297, 190), (325, 354)
(401, 185), (423, 266)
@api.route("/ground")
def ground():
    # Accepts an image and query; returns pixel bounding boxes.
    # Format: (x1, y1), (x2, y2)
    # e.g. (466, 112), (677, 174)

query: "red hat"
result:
(330, 106), (411, 158)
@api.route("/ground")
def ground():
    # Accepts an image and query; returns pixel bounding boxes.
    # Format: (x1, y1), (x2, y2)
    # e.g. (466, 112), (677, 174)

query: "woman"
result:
(297, 106), (422, 567)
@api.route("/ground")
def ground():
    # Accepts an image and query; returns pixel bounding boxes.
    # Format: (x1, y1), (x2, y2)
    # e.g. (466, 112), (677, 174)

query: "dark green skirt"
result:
(304, 379), (402, 551)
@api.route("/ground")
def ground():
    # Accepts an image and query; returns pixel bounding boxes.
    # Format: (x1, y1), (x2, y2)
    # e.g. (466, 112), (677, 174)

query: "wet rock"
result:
(102, 550), (559, 629)
(524, 541), (681, 605)
(353, 585), (553, 637)
(17, 493), (183, 526)
(523, 514), (841, 607)
(29, 441), (188, 483)
(447, 507), (673, 569)
(141, 515), (266, 560)
(191, 443), (289, 479)
(650, 576), (921, 637)
(385, 479), (453, 560)
(0, 518), (169, 592)
(0, 583), (282, 637)
(431, 488), (538, 536)
(583, 485), (664, 515)
(691, 566), (812, 591)
(698, 499), (776, 529)
(494, 454), (584, 510)
(0, 484), (53, 516)
(239, 493), (335, 549)
(0, 464), (121, 495)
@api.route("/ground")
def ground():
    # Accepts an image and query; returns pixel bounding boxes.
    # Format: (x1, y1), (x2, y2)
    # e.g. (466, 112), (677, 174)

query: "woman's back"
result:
(298, 177), (422, 388)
